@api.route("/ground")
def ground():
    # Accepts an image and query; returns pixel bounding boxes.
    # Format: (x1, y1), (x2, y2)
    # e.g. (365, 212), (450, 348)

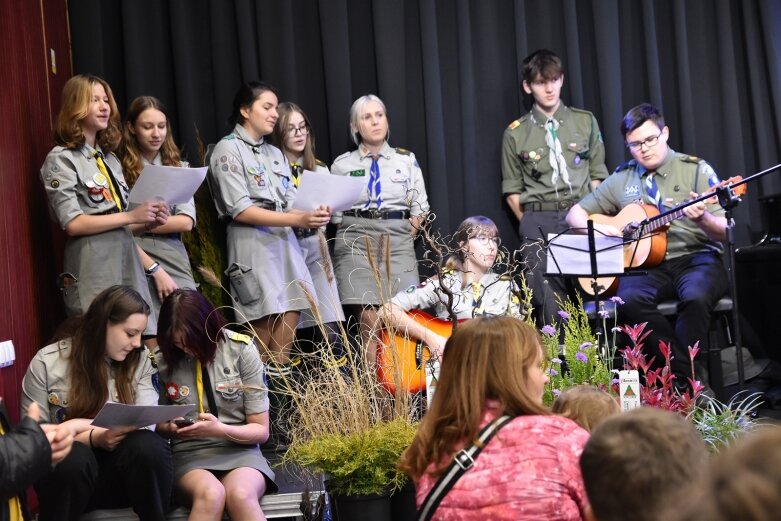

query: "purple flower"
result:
(610, 296), (625, 305)
(547, 368), (558, 376)
(575, 352), (589, 363)
(552, 389), (562, 397)
(541, 325), (557, 336)
(612, 378), (620, 386)
(578, 342), (593, 351)
(598, 310), (609, 318)
(551, 358), (563, 365)
(558, 310), (570, 320)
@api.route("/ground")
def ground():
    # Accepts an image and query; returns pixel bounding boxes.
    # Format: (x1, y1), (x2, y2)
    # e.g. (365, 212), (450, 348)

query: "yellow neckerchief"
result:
(465, 271), (485, 315)
(93, 150), (123, 211)
(0, 422), (24, 521)
(289, 162), (303, 187)
(195, 359), (205, 414)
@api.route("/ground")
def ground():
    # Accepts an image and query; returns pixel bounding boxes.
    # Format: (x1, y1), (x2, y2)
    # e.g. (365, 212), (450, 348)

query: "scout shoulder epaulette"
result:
(508, 119), (522, 130)
(499, 273), (513, 281)
(568, 106), (594, 117)
(333, 150), (352, 163)
(681, 154), (703, 164)
(613, 159), (636, 174)
(227, 331), (252, 344)
(396, 147), (411, 155)
(315, 158), (326, 167)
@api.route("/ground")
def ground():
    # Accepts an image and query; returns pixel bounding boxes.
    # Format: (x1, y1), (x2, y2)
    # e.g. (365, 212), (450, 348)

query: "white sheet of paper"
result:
(291, 170), (365, 212)
(91, 402), (197, 429)
(128, 165), (207, 205)
(546, 233), (625, 276)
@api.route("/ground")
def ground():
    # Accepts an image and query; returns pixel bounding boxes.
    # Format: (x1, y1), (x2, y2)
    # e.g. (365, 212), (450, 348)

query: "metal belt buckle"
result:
(559, 200), (571, 210)
(454, 449), (475, 470)
(369, 209), (382, 219)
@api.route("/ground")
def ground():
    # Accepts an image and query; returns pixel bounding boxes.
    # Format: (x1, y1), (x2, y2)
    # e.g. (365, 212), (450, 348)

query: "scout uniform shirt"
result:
(331, 141), (430, 220)
(155, 330), (269, 436)
(210, 124), (293, 220)
(501, 104), (608, 205)
(577, 148), (724, 260)
(392, 270), (523, 319)
(20, 338), (158, 424)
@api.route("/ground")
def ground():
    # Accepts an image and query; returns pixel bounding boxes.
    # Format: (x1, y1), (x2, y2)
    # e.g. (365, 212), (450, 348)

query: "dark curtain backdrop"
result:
(68, 0), (781, 251)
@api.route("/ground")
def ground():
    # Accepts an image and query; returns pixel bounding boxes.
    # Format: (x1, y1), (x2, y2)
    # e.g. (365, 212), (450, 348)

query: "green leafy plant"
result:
(284, 418), (417, 496)
(542, 295), (614, 406)
(687, 392), (763, 452)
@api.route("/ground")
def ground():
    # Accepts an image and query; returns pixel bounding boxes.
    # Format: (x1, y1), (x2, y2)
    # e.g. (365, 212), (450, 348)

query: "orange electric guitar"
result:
(375, 310), (464, 395)
(578, 176), (746, 296)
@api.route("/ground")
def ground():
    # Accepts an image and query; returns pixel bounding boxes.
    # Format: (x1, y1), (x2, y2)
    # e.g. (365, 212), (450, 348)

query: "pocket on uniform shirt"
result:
(387, 172), (411, 200)
(226, 263), (261, 305)
(215, 377), (243, 402)
(57, 272), (81, 315)
(566, 139), (590, 169)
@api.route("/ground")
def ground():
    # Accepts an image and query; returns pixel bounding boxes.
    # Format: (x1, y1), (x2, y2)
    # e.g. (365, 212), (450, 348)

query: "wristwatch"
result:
(145, 261), (161, 276)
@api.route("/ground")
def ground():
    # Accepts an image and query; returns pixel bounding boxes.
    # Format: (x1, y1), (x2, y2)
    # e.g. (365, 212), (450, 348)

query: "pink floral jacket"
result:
(415, 408), (590, 521)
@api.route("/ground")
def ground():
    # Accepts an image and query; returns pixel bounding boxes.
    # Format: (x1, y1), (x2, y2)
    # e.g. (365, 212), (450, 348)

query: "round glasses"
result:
(472, 235), (501, 247)
(626, 130), (663, 151)
(288, 124), (309, 137)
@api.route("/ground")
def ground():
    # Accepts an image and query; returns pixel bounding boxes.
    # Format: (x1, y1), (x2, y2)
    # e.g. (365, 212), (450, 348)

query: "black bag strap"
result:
(417, 415), (513, 521)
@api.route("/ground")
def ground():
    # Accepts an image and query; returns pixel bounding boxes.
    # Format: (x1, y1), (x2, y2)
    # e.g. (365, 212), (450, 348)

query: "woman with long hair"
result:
(379, 215), (523, 356)
(40, 75), (169, 335)
(155, 289), (276, 521)
(120, 96), (197, 327)
(208, 81), (330, 368)
(21, 285), (173, 521)
(399, 316), (588, 520)
(331, 94), (430, 361)
(270, 102), (345, 363)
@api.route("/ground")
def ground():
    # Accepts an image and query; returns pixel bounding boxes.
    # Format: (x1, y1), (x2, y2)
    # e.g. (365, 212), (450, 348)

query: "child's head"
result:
(580, 407), (708, 521)
(551, 385), (619, 432)
(677, 427), (781, 521)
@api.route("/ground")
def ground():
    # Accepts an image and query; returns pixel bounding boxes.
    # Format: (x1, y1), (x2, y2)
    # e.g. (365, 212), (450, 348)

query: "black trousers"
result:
(617, 251), (728, 377)
(35, 429), (173, 521)
(518, 210), (573, 326)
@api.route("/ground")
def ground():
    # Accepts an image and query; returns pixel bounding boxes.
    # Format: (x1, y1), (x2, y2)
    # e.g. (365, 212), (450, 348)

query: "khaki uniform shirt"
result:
(501, 104), (608, 204)
(155, 330), (269, 424)
(21, 338), (158, 423)
(577, 149), (724, 260)
(331, 141), (430, 219)
(392, 270), (523, 319)
(210, 125), (293, 220)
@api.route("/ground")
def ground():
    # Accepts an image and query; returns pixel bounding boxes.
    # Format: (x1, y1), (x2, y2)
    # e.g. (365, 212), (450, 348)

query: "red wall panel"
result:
(0, 0), (71, 422)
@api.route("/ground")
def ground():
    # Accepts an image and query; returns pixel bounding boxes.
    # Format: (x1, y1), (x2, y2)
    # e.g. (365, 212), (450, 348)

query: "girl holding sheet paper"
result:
(20, 285), (173, 521)
(120, 96), (197, 318)
(208, 82), (330, 368)
(270, 102), (345, 364)
(155, 289), (276, 520)
(40, 75), (169, 336)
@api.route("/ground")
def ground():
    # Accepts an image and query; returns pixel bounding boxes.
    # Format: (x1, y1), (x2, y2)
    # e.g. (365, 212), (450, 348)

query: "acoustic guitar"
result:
(375, 309), (462, 395)
(578, 176), (746, 296)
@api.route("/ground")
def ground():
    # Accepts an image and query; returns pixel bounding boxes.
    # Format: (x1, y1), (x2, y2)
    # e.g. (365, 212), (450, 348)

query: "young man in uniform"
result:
(566, 102), (727, 386)
(501, 49), (608, 325)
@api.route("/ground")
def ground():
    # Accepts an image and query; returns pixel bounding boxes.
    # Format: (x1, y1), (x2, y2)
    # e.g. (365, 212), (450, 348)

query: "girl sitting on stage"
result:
(379, 215), (524, 357)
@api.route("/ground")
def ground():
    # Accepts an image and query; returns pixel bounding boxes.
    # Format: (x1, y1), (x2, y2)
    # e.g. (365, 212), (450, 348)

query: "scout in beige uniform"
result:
(41, 75), (168, 336)
(380, 216), (523, 357)
(208, 82), (331, 366)
(20, 286), (172, 521)
(154, 289), (275, 520)
(501, 50), (608, 325)
(567, 103), (727, 385)
(120, 96), (198, 328)
(331, 94), (430, 359)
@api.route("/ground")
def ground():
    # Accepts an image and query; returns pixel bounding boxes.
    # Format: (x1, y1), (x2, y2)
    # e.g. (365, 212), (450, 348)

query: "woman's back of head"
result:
(400, 316), (547, 479)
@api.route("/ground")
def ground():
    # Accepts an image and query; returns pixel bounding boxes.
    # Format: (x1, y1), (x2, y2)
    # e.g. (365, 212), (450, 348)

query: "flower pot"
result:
(390, 480), (417, 520)
(329, 490), (392, 521)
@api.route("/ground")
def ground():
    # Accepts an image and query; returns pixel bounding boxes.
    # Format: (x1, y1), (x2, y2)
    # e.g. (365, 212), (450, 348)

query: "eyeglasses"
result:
(288, 124), (309, 137)
(626, 131), (663, 151)
(472, 235), (501, 247)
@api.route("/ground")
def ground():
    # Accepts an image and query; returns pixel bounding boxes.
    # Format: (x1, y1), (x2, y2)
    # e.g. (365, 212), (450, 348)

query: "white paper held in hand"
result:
(291, 170), (365, 212)
(128, 165), (207, 206)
